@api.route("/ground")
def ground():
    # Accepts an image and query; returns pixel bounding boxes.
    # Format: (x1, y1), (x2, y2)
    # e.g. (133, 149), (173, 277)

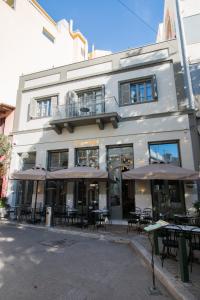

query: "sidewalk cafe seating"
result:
(160, 225), (183, 267)
(127, 207), (141, 233)
(139, 208), (153, 226)
(187, 227), (200, 272)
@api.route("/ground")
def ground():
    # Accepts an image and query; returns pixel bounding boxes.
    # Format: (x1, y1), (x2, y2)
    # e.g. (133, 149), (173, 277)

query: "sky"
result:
(37, 0), (164, 53)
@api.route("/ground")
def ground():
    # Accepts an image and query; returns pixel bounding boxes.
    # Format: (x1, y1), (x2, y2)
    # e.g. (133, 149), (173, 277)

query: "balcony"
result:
(50, 97), (120, 134)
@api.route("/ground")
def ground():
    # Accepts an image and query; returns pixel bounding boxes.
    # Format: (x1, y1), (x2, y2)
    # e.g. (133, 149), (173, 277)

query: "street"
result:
(0, 224), (172, 300)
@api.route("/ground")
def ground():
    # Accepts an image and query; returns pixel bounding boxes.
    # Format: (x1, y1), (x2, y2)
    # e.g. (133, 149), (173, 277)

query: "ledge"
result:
(49, 112), (120, 134)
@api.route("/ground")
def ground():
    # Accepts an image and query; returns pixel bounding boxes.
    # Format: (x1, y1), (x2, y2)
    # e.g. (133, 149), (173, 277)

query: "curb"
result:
(0, 220), (197, 300)
(129, 239), (197, 300)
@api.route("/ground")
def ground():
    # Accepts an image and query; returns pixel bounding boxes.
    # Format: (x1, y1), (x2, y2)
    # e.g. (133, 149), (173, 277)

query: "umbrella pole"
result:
(33, 180), (38, 224)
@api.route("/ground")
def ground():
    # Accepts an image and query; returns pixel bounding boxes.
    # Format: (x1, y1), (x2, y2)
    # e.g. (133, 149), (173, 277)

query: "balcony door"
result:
(77, 88), (104, 116)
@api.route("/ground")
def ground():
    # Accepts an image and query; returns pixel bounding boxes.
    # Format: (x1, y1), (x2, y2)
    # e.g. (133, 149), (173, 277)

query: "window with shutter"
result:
(51, 96), (58, 117)
(120, 83), (130, 105)
(29, 98), (37, 119)
(29, 95), (58, 119)
(120, 76), (157, 106)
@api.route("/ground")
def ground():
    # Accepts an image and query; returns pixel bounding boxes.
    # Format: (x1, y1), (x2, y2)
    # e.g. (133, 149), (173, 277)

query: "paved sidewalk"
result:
(0, 223), (172, 300)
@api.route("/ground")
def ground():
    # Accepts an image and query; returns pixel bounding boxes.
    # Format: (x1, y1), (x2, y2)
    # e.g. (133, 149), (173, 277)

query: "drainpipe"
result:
(175, 0), (195, 109)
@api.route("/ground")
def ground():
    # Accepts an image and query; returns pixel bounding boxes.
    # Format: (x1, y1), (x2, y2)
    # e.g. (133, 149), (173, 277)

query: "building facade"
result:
(0, 0), (88, 106)
(9, 40), (198, 222)
(157, 0), (200, 116)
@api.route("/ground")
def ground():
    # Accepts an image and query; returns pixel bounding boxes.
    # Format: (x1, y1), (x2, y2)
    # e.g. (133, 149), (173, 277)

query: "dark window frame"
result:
(30, 94), (58, 120)
(118, 75), (158, 107)
(75, 147), (99, 168)
(48, 149), (69, 171)
(148, 140), (182, 167)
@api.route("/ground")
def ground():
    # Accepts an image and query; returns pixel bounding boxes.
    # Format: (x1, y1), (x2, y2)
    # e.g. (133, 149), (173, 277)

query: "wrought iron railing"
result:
(52, 97), (118, 120)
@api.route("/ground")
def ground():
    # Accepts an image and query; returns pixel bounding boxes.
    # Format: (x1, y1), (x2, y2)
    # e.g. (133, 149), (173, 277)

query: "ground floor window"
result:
(75, 147), (99, 168)
(18, 152), (36, 170)
(48, 150), (68, 171)
(107, 145), (134, 219)
(148, 141), (185, 218)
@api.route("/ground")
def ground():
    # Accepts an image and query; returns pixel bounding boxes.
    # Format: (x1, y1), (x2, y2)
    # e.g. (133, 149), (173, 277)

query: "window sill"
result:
(30, 115), (52, 120)
(119, 99), (158, 107)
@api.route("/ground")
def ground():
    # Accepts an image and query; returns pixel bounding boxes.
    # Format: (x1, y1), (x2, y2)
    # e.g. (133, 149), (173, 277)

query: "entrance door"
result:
(107, 145), (134, 220)
(122, 180), (135, 219)
(152, 180), (185, 219)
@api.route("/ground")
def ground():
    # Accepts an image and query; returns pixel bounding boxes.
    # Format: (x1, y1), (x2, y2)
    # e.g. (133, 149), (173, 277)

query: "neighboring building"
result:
(0, 0), (89, 106)
(0, 103), (15, 196)
(156, 0), (200, 109)
(9, 39), (198, 221)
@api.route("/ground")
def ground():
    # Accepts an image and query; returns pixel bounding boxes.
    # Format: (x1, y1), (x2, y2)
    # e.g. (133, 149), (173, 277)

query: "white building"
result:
(0, 0), (88, 106)
(156, 0), (200, 106)
(9, 39), (198, 222)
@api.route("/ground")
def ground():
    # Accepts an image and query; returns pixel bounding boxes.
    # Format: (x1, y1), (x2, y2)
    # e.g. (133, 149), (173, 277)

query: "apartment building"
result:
(157, 0), (200, 108)
(9, 39), (198, 221)
(0, 0), (88, 106)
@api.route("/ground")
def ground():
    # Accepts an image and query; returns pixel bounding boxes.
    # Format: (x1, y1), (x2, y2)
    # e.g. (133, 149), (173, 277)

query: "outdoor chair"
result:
(160, 225), (183, 267)
(187, 227), (200, 272)
(140, 208), (153, 225)
(127, 212), (140, 233)
(19, 206), (32, 222)
(189, 217), (200, 227)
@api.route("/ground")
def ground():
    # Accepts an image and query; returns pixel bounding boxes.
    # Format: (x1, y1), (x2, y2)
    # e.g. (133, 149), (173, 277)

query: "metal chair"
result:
(127, 212), (140, 233)
(187, 227), (200, 272)
(160, 225), (183, 267)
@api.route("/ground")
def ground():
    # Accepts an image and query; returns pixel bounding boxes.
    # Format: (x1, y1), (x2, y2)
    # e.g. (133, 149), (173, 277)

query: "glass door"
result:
(107, 145), (134, 219)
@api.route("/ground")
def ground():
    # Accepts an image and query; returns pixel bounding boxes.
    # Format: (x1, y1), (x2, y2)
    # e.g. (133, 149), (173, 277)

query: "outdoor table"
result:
(154, 224), (200, 282)
(174, 214), (194, 224)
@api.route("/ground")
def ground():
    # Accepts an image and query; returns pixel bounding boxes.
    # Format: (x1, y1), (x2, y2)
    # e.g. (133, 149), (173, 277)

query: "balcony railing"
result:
(52, 96), (118, 120)
(50, 96), (120, 134)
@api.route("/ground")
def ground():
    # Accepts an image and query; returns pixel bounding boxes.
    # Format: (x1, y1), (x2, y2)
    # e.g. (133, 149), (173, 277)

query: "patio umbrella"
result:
(47, 166), (108, 181)
(47, 167), (108, 226)
(11, 167), (48, 223)
(122, 164), (200, 181)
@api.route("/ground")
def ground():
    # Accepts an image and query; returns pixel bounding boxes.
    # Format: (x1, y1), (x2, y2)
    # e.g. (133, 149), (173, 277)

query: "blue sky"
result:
(38, 0), (164, 52)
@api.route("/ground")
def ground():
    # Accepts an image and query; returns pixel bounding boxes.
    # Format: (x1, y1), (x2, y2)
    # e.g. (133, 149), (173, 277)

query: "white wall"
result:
(16, 61), (178, 132)
(0, 0), (88, 105)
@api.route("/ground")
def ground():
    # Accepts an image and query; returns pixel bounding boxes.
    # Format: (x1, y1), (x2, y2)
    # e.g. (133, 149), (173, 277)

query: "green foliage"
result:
(0, 197), (7, 208)
(0, 134), (11, 177)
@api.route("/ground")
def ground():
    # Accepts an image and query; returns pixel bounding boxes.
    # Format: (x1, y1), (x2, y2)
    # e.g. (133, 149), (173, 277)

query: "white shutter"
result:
(120, 83), (130, 105)
(29, 98), (37, 119)
(51, 96), (58, 117)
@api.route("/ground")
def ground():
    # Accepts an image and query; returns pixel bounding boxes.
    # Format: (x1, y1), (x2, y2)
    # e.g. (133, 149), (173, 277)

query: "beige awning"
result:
(10, 167), (47, 181)
(122, 164), (200, 180)
(47, 166), (108, 181)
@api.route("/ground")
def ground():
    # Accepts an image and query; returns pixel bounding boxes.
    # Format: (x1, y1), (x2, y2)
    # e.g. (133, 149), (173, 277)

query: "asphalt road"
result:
(0, 224), (173, 300)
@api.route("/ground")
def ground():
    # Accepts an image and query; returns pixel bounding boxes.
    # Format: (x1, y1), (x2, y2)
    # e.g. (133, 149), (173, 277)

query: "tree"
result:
(0, 134), (11, 178)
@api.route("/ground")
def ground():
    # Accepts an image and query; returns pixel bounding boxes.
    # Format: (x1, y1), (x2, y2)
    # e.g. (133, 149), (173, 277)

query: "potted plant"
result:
(0, 197), (8, 218)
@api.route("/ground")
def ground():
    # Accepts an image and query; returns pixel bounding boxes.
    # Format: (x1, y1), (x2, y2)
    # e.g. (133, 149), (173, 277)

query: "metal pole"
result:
(175, 0), (195, 109)
(33, 180), (38, 223)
